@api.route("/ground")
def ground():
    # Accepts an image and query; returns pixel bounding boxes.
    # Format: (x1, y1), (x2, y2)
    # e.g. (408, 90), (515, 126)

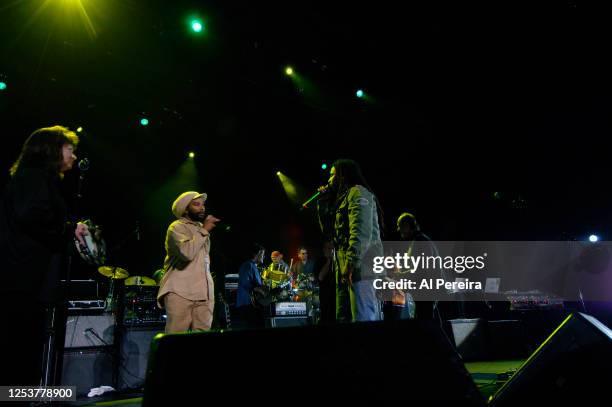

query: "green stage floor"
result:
(465, 359), (525, 401)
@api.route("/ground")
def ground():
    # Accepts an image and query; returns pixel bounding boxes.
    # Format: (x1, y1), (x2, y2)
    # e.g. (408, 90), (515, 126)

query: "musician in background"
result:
(290, 246), (315, 281)
(236, 243), (266, 329)
(157, 191), (219, 333)
(270, 250), (289, 272)
(0, 126), (90, 386)
(394, 212), (439, 320)
(262, 250), (289, 280)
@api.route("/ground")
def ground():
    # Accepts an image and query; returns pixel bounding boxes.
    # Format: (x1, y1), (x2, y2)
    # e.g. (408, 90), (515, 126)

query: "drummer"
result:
(262, 250), (289, 279)
(290, 246), (315, 282)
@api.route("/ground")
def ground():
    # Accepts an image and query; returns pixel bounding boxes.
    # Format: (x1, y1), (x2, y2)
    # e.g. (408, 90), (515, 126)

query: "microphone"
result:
(213, 220), (232, 232)
(204, 215), (231, 232)
(301, 184), (331, 209)
(78, 158), (90, 171)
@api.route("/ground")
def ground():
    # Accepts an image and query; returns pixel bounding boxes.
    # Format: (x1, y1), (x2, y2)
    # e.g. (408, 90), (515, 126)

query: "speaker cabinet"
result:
(490, 312), (612, 406)
(265, 316), (310, 328)
(118, 325), (165, 390)
(61, 348), (114, 397)
(143, 320), (485, 406)
(64, 313), (115, 348)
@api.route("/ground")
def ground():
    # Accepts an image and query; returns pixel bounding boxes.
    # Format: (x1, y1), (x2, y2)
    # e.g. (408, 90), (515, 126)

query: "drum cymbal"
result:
(98, 266), (129, 279)
(125, 276), (157, 286)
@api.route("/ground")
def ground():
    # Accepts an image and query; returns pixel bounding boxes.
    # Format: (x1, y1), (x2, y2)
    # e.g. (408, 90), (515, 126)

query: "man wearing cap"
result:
(157, 191), (220, 333)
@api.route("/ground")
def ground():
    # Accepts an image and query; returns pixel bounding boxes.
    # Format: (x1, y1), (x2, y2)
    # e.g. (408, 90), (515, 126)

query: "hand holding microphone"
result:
(203, 215), (221, 232)
(318, 183), (331, 194)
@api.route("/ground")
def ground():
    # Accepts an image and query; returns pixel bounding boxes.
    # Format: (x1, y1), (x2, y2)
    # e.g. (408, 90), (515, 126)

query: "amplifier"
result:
(118, 325), (165, 390)
(68, 300), (105, 311)
(65, 313), (115, 348)
(273, 302), (307, 316)
(62, 279), (102, 300)
(123, 286), (166, 326)
(505, 292), (565, 310)
(224, 274), (238, 306)
(265, 316), (310, 328)
(123, 301), (166, 326)
(62, 347), (114, 397)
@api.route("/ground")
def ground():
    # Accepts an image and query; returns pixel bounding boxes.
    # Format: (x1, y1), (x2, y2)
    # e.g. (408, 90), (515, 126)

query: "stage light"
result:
(188, 152), (195, 159)
(589, 234), (599, 243)
(191, 20), (203, 33)
(356, 89), (364, 98)
(321, 163), (327, 170)
(277, 171), (300, 203)
(76, 127), (83, 133)
(0, 81), (6, 91)
(140, 118), (149, 126)
(285, 67), (294, 76)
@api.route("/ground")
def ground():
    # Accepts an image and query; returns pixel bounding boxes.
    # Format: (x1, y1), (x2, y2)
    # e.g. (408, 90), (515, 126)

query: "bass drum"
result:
(74, 221), (106, 266)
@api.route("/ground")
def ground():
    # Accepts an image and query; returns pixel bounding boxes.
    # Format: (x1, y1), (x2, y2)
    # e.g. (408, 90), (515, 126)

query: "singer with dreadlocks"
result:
(316, 159), (384, 323)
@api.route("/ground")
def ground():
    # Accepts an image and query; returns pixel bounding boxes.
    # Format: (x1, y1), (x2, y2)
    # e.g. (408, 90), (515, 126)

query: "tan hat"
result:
(172, 191), (207, 219)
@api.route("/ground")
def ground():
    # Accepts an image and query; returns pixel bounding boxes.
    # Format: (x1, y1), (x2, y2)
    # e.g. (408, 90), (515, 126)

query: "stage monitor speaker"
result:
(118, 325), (165, 391)
(447, 318), (488, 361)
(143, 320), (485, 406)
(490, 312), (612, 406)
(61, 348), (114, 397)
(487, 319), (528, 360)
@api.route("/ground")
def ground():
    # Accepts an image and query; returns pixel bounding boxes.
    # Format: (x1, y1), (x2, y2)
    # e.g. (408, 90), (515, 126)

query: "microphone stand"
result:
(40, 158), (90, 390)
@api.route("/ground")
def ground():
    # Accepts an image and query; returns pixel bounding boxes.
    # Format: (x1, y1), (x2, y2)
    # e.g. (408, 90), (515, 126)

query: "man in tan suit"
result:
(157, 191), (219, 333)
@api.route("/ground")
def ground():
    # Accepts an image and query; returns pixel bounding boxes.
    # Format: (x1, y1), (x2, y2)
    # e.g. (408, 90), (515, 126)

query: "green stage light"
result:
(76, 127), (83, 133)
(276, 171), (282, 176)
(321, 163), (327, 170)
(188, 152), (195, 158)
(285, 67), (294, 76)
(191, 20), (203, 33)
(0, 82), (6, 90)
(356, 89), (364, 98)
(140, 118), (149, 126)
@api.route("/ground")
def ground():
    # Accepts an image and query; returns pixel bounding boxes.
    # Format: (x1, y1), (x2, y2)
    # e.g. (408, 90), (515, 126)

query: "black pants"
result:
(318, 282), (336, 325)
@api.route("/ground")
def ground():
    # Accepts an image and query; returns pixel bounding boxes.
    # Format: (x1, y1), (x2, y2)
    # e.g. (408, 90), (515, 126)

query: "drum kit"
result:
(73, 221), (163, 324)
(252, 267), (320, 310)
(95, 266), (163, 324)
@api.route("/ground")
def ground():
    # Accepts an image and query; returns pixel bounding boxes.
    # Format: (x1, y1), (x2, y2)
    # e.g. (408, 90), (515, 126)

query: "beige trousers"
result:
(164, 292), (214, 333)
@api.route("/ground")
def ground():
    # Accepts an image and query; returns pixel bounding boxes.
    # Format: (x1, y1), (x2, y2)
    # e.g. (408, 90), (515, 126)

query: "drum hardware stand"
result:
(105, 279), (116, 312)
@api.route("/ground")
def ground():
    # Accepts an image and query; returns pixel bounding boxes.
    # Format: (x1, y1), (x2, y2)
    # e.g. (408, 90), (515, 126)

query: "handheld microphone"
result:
(204, 215), (231, 232)
(213, 220), (232, 232)
(301, 184), (331, 209)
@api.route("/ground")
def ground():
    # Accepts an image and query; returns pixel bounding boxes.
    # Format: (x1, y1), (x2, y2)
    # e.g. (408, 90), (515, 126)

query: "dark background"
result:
(1, 0), (610, 280)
